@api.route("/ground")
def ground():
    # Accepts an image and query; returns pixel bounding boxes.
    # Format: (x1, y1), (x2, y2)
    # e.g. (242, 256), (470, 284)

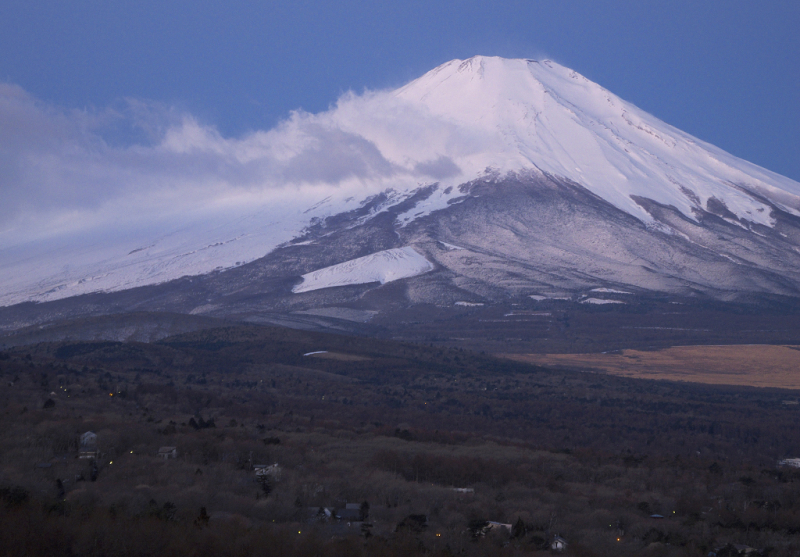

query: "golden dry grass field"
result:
(501, 345), (800, 390)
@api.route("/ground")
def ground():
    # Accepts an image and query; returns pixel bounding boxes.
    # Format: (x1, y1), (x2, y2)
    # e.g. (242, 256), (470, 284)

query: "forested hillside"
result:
(1, 326), (799, 556)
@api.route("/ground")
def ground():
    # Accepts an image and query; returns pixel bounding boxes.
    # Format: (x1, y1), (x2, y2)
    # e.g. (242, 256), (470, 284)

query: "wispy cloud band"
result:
(0, 84), (464, 242)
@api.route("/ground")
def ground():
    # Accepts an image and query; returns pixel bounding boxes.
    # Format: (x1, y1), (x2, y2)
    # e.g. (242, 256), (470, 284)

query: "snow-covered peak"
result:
(3, 56), (800, 308)
(391, 56), (800, 226)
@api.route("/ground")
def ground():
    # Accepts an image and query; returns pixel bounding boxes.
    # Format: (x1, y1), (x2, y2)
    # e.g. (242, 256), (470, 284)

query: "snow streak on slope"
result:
(292, 247), (433, 293)
(0, 188), (368, 306)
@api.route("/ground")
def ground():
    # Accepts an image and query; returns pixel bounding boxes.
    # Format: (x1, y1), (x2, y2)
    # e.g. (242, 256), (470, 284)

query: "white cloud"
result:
(0, 83), (464, 242)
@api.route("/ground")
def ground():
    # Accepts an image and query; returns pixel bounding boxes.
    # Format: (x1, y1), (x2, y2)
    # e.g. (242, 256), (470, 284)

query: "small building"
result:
(80, 432), (97, 446)
(337, 503), (362, 521)
(551, 535), (568, 552)
(469, 520), (511, 537)
(307, 506), (334, 522)
(451, 487), (475, 494)
(711, 544), (761, 556)
(158, 446), (178, 459)
(307, 502), (368, 524)
(79, 431), (98, 459)
(487, 521), (512, 532)
(254, 463), (281, 480)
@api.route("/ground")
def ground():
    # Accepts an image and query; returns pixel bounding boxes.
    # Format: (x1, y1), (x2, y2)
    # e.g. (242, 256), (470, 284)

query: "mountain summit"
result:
(395, 56), (799, 227)
(3, 57), (800, 334)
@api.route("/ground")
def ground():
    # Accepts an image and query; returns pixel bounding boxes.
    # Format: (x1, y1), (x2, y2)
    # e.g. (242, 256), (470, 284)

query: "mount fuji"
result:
(3, 56), (800, 340)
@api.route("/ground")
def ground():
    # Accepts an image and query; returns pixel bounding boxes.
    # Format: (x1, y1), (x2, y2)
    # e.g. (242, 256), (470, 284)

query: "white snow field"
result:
(391, 57), (800, 226)
(292, 247), (434, 293)
(0, 189), (369, 306)
(581, 298), (626, 305)
(2, 56), (800, 306)
(591, 288), (631, 294)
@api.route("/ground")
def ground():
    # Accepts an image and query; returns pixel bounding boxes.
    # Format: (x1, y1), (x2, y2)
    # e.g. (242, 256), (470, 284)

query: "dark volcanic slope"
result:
(4, 174), (800, 347)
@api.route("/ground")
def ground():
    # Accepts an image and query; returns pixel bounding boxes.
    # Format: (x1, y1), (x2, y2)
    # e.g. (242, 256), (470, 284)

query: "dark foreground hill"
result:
(1, 325), (799, 556)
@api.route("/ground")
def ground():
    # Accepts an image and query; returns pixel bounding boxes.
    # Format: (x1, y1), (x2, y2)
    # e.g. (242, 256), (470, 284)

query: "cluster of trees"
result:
(0, 327), (799, 555)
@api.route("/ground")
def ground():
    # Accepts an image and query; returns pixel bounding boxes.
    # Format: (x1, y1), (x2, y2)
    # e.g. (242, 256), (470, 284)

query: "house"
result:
(551, 535), (568, 552)
(468, 520), (512, 537)
(254, 463), (281, 480)
(337, 503), (362, 522)
(306, 502), (368, 524)
(158, 446), (177, 459)
(451, 487), (475, 494)
(79, 431), (98, 459)
(710, 544), (761, 556)
(307, 507), (334, 522)
(80, 431), (97, 446)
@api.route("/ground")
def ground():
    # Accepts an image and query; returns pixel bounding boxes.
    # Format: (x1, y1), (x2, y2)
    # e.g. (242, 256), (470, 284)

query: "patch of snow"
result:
(455, 301), (484, 307)
(580, 298), (625, 305)
(303, 351), (328, 356)
(440, 241), (465, 251)
(292, 247), (434, 294)
(0, 185), (372, 306)
(590, 288), (631, 294)
(530, 295), (571, 301)
(395, 187), (469, 226)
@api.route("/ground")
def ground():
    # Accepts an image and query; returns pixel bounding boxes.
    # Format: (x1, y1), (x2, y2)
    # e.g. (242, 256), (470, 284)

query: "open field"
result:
(501, 345), (800, 390)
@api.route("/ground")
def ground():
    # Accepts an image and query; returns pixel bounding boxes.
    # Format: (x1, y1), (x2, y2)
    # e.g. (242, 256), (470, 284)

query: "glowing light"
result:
(109, 393), (113, 396)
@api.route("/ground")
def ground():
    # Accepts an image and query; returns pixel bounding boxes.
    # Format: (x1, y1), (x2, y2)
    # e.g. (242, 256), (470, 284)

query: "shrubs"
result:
(0, 486), (30, 507)
(2, 330), (800, 556)
(370, 450), (517, 488)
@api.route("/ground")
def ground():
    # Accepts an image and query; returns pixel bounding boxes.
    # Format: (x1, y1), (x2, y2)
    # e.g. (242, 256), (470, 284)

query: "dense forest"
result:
(1, 325), (799, 556)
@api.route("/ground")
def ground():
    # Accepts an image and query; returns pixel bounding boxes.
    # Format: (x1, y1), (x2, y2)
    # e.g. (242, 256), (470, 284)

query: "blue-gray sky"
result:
(1, 0), (798, 181)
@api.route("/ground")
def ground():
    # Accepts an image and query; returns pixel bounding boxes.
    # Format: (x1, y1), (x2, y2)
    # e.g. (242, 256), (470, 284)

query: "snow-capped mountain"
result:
(393, 57), (800, 227)
(2, 56), (800, 333)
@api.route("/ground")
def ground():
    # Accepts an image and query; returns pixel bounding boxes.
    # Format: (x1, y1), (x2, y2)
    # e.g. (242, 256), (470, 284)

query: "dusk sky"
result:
(0, 1), (798, 238)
